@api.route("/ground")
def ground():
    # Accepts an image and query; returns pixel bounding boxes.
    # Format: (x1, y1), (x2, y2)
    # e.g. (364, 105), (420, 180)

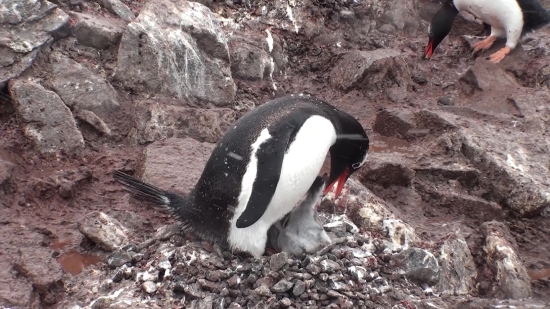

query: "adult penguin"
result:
(114, 94), (369, 258)
(425, 0), (550, 63)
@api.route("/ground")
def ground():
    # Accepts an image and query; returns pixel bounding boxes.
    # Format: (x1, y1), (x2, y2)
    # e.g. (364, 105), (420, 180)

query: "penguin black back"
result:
(193, 95), (368, 230)
(517, 0), (550, 35)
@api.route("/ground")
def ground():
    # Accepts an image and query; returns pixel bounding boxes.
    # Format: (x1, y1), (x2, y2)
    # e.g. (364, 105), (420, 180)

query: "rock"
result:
(279, 297), (292, 307)
(0, 158), (15, 195)
(229, 35), (274, 81)
(130, 99), (235, 144)
(360, 153), (416, 188)
(70, 12), (126, 49)
(270, 252), (288, 271)
(435, 111), (550, 216)
(329, 49), (409, 94)
(154, 224), (181, 241)
(107, 250), (133, 268)
(75, 110), (112, 136)
(255, 285), (272, 297)
(115, 0), (236, 106)
(438, 96), (455, 106)
(320, 259), (341, 273)
(98, 0), (135, 22)
(271, 279), (294, 293)
(79, 211), (129, 251)
(136, 137), (215, 195)
(48, 52), (120, 113)
(372, 0), (422, 31)
(373, 109), (418, 142)
(393, 248), (440, 286)
(480, 221), (532, 299)
(292, 279), (306, 296)
(0, 0), (68, 88)
(8, 78), (85, 154)
(436, 231), (477, 296)
(325, 178), (418, 250)
(142, 281), (157, 294)
(13, 247), (64, 303)
(0, 260), (33, 307)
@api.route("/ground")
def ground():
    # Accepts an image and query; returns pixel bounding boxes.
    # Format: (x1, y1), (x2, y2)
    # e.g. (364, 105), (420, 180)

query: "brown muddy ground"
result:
(0, 0), (549, 307)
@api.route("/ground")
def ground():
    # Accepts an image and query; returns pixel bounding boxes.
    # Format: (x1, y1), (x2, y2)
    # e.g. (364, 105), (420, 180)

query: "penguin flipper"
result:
(235, 126), (296, 228)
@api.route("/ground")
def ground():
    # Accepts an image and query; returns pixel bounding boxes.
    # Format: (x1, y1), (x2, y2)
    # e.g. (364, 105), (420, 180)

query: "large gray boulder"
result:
(8, 78), (84, 154)
(0, 0), (68, 87)
(115, 0), (236, 107)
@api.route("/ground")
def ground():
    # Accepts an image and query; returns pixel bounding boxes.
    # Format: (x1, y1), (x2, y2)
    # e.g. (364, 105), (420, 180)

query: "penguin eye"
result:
(281, 213), (291, 228)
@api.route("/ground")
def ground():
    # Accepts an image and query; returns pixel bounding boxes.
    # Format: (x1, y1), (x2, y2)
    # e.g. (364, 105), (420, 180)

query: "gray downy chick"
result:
(267, 175), (332, 256)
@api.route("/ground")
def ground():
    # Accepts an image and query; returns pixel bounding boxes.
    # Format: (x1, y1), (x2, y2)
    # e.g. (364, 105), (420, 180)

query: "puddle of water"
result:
(369, 135), (414, 154)
(57, 251), (104, 275)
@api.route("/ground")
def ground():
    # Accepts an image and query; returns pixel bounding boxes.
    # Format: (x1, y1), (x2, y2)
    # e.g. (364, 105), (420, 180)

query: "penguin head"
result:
(324, 131), (369, 198)
(425, 1), (459, 59)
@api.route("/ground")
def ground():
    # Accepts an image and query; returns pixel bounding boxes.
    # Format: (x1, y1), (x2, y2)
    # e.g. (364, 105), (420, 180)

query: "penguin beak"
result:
(425, 38), (434, 59)
(323, 167), (349, 198)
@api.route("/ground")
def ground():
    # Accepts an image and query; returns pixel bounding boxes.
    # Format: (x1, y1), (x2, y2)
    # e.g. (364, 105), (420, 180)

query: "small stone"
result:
(306, 264), (320, 275)
(142, 281), (157, 294)
(227, 275), (240, 288)
(279, 297), (292, 307)
(198, 279), (220, 292)
(184, 283), (204, 299)
(320, 259), (341, 273)
(270, 252), (288, 271)
(329, 280), (349, 291)
(228, 302), (242, 309)
(158, 259), (171, 270)
(379, 24), (396, 33)
(255, 285), (272, 297)
(247, 273), (258, 284)
(220, 288), (230, 297)
(292, 280), (306, 296)
(107, 250), (133, 268)
(438, 96), (455, 106)
(411, 72), (427, 85)
(155, 224), (180, 240)
(132, 253), (144, 263)
(271, 279), (294, 293)
(91, 296), (113, 309)
(327, 290), (343, 298)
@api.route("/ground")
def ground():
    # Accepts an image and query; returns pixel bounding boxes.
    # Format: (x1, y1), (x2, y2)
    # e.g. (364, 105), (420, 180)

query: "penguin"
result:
(425, 0), (550, 63)
(114, 94), (369, 258)
(267, 175), (332, 256)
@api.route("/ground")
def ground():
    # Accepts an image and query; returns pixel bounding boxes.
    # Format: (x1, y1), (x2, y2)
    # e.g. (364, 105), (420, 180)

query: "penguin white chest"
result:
(454, 0), (522, 31)
(228, 115), (337, 257)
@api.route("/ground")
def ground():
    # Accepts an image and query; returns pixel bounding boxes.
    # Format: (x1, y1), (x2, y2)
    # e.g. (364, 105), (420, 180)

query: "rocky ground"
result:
(1, 0), (550, 308)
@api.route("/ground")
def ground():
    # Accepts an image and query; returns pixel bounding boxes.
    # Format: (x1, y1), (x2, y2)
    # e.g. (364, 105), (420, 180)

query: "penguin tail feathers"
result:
(113, 170), (177, 208)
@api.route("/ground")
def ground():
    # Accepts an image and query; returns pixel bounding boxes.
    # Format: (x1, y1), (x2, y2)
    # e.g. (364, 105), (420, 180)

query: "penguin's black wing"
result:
(235, 120), (300, 228)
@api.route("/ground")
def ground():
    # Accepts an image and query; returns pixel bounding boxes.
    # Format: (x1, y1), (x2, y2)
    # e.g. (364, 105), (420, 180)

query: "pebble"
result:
(255, 285), (272, 297)
(142, 281), (157, 294)
(270, 252), (288, 271)
(292, 279), (306, 296)
(438, 96), (455, 106)
(279, 297), (292, 307)
(271, 279), (294, 293)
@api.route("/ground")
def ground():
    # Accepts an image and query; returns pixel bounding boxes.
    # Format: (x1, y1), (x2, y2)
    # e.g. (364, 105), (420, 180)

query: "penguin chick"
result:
(267, 176), (332, 257)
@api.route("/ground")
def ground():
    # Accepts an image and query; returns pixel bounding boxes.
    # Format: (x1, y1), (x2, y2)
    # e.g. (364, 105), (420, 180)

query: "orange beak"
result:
(425, 39), (434, 59)
(323, 167), (349, 198)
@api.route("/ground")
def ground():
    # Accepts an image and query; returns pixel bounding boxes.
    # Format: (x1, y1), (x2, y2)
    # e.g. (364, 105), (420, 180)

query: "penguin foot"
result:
(489, 47), (511, 63)
(473, 36), (497, 52)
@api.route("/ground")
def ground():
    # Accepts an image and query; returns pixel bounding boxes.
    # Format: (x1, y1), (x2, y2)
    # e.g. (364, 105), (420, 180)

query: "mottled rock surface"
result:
(8, 78), (84, 153)
(115, 0), (236, 106)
